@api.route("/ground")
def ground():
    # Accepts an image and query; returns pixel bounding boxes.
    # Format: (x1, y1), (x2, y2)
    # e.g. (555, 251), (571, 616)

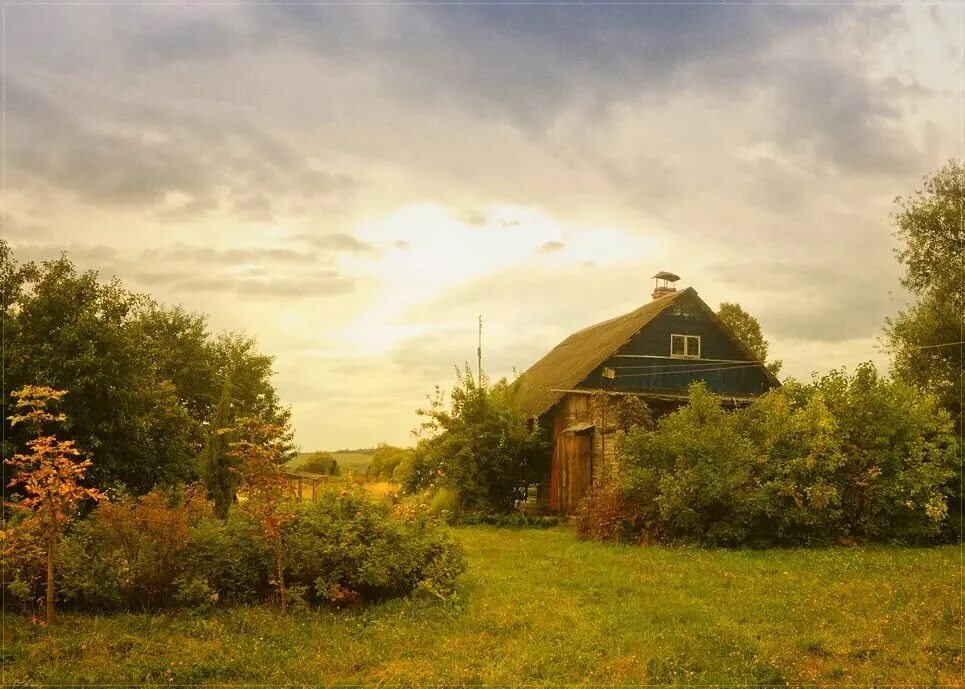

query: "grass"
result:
(3, 527), (961, 685)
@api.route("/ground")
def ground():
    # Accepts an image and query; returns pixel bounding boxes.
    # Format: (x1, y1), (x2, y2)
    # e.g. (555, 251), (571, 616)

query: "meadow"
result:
(3, 526), (960, 686)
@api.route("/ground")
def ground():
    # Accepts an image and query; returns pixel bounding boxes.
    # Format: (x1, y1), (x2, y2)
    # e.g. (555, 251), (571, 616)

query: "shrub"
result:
(297, 451), (339, 476)
(403, 366), (548, 513)
(179, 510), (272, 605)
(284, 488), (466, 603)
(1, 513), (49, 615)
(367, 443), (412, 480)
(428, 487), (462, 520)
(172, 576), (219, 612)
(592, 367), (960, 547)
(575, 479), (639, 543)
(53, 484), (465, 614)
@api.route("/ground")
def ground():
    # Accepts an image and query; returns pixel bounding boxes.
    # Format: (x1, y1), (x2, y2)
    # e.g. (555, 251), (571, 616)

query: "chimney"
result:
(651, 271), (680, 300)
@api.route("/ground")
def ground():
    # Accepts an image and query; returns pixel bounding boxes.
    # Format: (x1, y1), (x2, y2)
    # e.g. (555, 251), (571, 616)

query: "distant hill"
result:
(288, 449), (374, 475)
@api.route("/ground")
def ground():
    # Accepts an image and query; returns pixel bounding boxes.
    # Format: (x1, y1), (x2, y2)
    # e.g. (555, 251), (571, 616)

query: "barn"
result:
(515, 272), (781, 514)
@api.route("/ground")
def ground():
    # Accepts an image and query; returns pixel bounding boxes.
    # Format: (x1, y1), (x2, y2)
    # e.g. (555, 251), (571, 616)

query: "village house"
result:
(515, 272), (781, 514)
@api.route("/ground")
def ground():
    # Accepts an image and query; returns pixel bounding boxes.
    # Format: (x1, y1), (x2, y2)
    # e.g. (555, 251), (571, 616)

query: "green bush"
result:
(367, 443), (412, 480)
(53, 485), (465, 613)
(595, 366), (960, 547)
(296, 451), (339, 476)
(403, 366), (548, 513)
(179, 511), (272, 605)
(428, 487), (462, 520)
(284, 488), (466, 603)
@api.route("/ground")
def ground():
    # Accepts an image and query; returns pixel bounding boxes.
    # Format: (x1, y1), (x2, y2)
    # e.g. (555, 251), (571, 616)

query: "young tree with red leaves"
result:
(226, 417), (295, 613)
(5, 386), (104, 624)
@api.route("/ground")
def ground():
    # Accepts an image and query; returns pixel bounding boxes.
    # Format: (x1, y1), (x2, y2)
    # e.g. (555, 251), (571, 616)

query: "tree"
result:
(885, 159), (964, 434)
(4, 386), (104, 624)
(227, 418), (295, 613)
(0, 242), (294, 495)
(201, 378), (237, 518)
(366, 443), (411, 480)
(402, 366), (548, 513)
(297, 451), (339, 476)
(716, 302), (782, 376)
(1, 250), (195, 492)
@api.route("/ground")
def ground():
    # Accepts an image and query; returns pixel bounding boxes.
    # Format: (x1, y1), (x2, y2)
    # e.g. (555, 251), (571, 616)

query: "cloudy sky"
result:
(3, 2), (960, 450)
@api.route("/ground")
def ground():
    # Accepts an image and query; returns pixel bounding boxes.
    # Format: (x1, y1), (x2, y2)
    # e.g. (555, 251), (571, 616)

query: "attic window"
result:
(671, 334), (701, 358)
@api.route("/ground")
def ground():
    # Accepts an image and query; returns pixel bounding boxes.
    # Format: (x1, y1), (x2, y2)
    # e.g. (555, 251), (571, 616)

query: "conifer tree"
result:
(201, 377), (236, 518)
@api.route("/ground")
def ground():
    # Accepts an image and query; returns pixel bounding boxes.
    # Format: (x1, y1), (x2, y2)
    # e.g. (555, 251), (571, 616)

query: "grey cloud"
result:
(136, 269), (353, 299)
(1, 213), (49, 240)
(7, 4), (926, 208)
(10, 240), (347, 300)
(11, 242), (122, 270)
(292, 233), (376, 254)
(4, 77), (357, 222)
(233, 194), (274, 223)
(539, 240), (565, 254)
(140, 244), (318, 266)
(712, 258), (897, 343)
(393, 240), (411, 250)
(770, 58), (920, 175)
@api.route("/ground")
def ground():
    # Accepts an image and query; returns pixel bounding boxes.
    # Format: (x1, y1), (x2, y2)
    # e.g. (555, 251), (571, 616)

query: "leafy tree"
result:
(212, 333), (294, 451)
(297, 451), (339, 476)
(366, 443), (411, 480)
(134, 304), (217, 429)
(716, 302), (782, 376)
(885, 159), (964, 434)
(1, 251), (195, 492)
(401, 366), (548, 513)
(0, 242), (293, 495)
(227, 418), (296, 613)
(4, 386), (104, 624)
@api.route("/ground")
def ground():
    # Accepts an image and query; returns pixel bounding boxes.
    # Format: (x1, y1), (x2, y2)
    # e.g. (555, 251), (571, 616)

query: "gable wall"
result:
(578, 292), (777, 397)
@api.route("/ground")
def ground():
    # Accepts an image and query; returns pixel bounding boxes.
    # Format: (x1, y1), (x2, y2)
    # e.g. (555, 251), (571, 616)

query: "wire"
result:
(611, 340), (965, 375)
(613, 362), (766, 379)
(905, 340), (965, 351)
(612, 359), (764, 371)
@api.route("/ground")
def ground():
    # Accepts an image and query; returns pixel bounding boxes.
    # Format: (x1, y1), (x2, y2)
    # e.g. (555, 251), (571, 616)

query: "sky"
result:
(3, 2), (961, 451)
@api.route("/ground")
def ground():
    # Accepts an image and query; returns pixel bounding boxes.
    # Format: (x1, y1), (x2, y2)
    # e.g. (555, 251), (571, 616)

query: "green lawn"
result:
(3, 527), (961, 685)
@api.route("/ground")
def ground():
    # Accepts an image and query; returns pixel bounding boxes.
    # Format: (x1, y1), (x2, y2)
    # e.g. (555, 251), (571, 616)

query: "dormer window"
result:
(671, 334), (701, 358)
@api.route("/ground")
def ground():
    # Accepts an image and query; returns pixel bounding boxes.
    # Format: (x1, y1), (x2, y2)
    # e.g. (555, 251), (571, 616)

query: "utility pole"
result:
(477, 315), (483, 387)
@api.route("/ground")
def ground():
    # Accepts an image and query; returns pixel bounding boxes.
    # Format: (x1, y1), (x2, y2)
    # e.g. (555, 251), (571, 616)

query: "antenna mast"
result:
(477, 315), (483, 387)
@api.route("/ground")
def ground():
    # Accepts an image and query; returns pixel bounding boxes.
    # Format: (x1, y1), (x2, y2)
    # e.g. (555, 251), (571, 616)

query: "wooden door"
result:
(562, 432), (593, 513)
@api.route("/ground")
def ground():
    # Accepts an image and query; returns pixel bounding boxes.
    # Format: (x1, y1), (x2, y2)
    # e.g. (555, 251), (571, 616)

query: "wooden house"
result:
(515, 272), (781, 514)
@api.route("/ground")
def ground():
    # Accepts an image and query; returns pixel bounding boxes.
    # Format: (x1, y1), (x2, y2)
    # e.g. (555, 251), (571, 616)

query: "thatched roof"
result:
(514, 288), (691, 418)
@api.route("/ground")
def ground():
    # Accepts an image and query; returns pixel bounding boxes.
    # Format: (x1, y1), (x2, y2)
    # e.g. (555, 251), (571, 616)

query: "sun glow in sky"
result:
(4, 3), (960, 450)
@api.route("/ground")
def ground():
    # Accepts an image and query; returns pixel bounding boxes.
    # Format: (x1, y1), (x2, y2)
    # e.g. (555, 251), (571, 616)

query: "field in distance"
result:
(287, 450), (373, 475)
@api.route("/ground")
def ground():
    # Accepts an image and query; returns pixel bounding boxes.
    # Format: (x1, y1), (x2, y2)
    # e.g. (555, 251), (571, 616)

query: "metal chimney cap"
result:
(652, 271), (680, 282)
